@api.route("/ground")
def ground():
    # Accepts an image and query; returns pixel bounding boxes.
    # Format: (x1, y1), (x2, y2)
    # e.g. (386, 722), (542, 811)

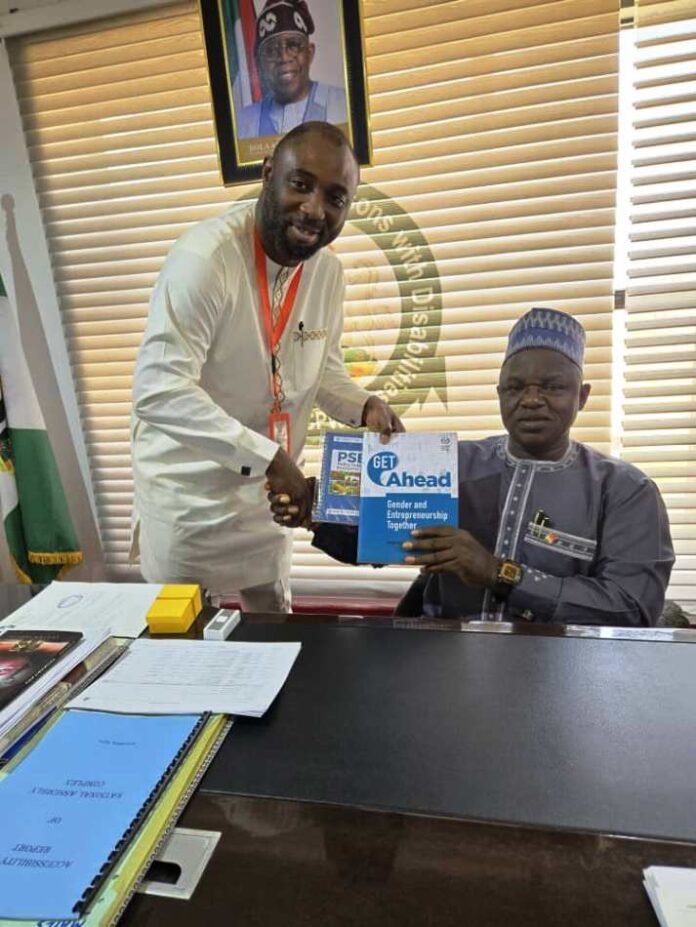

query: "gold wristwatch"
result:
(492, 558), (524, 599)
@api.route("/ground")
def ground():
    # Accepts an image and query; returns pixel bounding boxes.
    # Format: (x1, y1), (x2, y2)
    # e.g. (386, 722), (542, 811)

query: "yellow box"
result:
(146, 597), (197, 634)
(158, 583), (203, 615)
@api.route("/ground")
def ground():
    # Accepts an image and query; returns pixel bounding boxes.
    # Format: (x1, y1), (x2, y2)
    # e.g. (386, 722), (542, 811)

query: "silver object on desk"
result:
(138, 827), (221, 900)
(203, 608), (241, 640)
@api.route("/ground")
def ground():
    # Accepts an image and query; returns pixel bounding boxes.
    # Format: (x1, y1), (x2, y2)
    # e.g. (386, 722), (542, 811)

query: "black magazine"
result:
(0, 629), (82, 713)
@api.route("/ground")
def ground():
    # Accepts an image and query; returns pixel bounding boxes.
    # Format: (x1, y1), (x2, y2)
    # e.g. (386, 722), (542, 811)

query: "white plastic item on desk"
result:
(203, 609), (241, 641)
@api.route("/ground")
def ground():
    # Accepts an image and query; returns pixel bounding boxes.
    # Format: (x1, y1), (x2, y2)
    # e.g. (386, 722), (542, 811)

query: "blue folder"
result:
(0, 709), (202, 920)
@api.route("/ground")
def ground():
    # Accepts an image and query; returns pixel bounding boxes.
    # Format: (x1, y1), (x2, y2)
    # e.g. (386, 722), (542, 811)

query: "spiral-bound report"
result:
(312, 431), (362, 525)
(0, 709), (204, 921)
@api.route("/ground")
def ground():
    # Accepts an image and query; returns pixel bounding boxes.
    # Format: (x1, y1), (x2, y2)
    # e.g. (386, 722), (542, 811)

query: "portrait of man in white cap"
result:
(236, 0), (348, 140)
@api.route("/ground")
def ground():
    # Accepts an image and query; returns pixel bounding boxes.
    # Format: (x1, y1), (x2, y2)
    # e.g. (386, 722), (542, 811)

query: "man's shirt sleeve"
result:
(507, 473), (675, 626)
(132, 245), (278, 478)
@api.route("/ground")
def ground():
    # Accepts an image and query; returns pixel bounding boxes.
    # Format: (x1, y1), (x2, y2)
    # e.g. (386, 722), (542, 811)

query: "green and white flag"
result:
(0, 273), (82, 582)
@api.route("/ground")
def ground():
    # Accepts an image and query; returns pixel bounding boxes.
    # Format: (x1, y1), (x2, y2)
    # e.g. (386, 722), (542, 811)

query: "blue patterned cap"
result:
(504, 307), (585, 369)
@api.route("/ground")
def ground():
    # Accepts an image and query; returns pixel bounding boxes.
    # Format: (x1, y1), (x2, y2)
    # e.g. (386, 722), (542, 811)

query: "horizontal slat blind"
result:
(8, 0), (618, 596)
(622, 0), (696, 602)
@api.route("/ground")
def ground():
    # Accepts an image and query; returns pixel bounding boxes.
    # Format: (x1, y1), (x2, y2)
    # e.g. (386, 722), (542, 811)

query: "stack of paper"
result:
(0, 582), (162, 639)
(0, 635), (129, 763)
(0, 630), (109, 750)
(0, 709), (204, 921)
(68, 638), (302, 717)
(0, 712), (230, 927)
(644, 867), (696, 926)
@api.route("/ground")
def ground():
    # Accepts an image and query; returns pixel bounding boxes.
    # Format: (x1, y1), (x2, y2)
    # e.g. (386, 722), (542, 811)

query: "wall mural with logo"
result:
(314, 184), (447, 439)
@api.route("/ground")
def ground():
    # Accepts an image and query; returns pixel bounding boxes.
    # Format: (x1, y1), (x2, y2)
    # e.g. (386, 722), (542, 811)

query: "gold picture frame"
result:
(199, 0), (372, 185)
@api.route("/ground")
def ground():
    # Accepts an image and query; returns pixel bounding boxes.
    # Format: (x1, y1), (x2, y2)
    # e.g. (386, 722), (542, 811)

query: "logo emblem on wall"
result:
(309, 183), (446, 440)
(238, 183), (446, 439)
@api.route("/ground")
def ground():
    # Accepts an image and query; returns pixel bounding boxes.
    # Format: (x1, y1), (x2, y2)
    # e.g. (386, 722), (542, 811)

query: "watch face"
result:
(500, 561), (522, 584)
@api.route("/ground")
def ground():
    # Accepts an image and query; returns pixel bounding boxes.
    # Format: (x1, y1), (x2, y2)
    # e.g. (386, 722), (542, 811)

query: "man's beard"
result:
(260, 186), (330, 262)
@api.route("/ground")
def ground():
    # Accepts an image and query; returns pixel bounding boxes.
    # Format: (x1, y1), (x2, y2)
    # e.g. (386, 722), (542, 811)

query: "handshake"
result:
(264, 446), (316, 529)
(262, 419), (499, 589)
(263, 395), (404, 530)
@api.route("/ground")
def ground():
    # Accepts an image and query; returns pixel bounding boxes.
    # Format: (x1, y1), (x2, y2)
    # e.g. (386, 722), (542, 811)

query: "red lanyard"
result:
(254, 228), (303, 409)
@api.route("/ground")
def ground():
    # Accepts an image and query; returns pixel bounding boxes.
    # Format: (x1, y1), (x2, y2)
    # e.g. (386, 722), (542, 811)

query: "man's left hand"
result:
(361, 396), (405, 443)
(402, 527), (499, 588)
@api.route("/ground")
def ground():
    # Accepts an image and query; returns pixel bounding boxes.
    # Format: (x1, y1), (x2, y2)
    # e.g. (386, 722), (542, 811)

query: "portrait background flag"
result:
(0, 273), (82, 583)
(223, 0), (263, 113)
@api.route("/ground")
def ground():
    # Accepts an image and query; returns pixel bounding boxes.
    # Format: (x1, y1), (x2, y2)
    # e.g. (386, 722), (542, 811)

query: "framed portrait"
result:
(199, 0), (372, 186)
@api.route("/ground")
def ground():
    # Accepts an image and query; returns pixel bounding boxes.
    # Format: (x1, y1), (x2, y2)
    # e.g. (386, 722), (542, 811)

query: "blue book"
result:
(357, 432), (459, 564)
(312, 432), (363, 526)
(0, 709), (202, 921)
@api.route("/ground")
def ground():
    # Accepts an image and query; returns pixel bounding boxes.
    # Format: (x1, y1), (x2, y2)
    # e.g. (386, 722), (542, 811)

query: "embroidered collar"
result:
(496, 436), (580, 472)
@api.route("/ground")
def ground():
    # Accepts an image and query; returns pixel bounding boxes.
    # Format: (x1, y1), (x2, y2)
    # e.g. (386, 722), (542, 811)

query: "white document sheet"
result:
(67, 638), (302, 717)
(0, 582), (162, 638)
(644, 867), (696, 927)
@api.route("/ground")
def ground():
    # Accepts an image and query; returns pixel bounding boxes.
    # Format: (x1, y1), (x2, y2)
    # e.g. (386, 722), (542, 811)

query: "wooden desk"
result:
(121, 618), (696, 926)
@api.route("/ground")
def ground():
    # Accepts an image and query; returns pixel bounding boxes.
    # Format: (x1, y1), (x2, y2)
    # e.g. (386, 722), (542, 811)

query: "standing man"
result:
(131, 121), (402, 611)
(236, 0), (348, 139)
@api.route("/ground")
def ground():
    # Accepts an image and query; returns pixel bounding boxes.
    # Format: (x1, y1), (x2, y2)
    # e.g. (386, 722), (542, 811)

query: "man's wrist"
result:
(487, 557), (502, 589)
(265, 446), (284, 476)
(361, 395), (375, 426)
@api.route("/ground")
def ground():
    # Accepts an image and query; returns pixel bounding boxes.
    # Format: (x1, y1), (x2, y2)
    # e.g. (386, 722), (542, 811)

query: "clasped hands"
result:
(264, 401), (498, 589)
(264, 479), (500, 589)
(265, 396), (404, 529)
(265, 448), (314, 528)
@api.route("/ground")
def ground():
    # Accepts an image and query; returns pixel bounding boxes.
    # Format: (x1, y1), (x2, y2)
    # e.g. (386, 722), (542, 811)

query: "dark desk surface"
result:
(3, 591), (696, 925)
(123, 617), (696, 927)
(202, 621), (696, 843)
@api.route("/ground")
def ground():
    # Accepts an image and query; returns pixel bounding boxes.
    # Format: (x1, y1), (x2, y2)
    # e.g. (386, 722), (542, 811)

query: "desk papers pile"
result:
(0, 711), (229, 927)
(0, 710), (205, 920)
(0, 630), (110, 752)
(1, 582), (162, 639)
(68, 638), (301, 717)
(644, 867), (696, 927)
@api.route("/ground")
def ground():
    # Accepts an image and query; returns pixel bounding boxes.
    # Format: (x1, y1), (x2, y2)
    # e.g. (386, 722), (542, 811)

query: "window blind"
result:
(621, 0), (696, 602)
(8, 0), (618, 596)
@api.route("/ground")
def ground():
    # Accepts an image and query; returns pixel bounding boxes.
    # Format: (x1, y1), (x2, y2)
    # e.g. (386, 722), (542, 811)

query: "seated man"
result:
(270, 308), (675, 626)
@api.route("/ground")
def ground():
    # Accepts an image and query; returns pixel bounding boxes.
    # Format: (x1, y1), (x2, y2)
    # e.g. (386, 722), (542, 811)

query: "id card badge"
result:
(269, 411), (291, 454)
